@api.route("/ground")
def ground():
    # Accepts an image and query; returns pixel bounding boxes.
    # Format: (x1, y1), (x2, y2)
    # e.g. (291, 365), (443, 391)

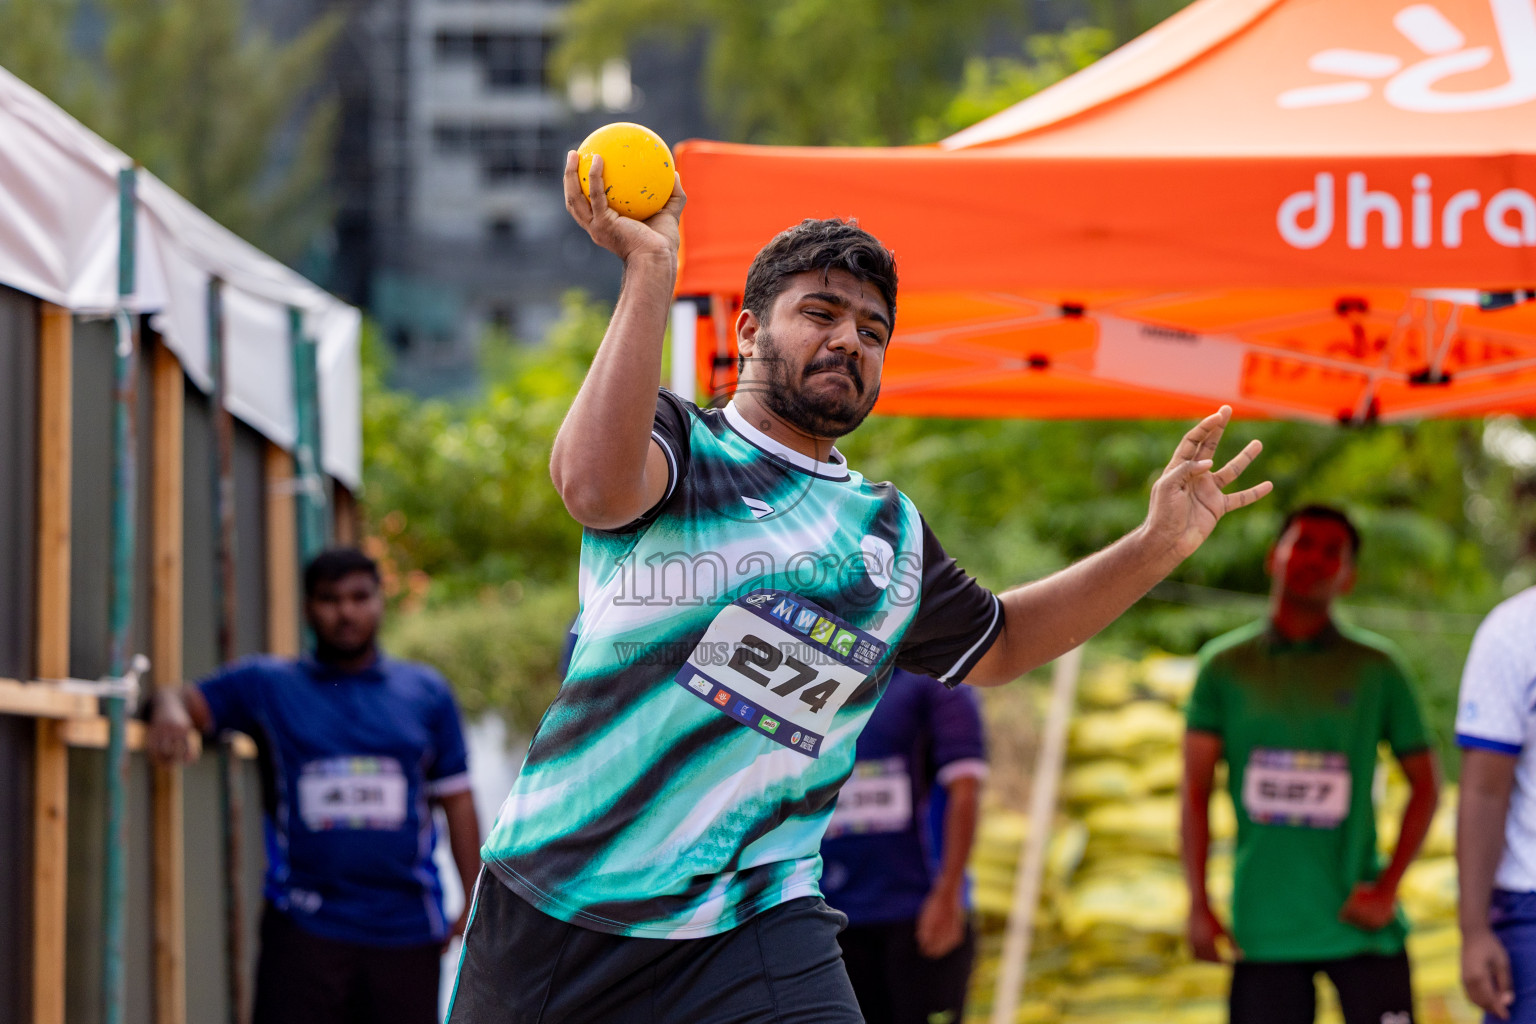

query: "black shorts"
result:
(252, 904), (441, 1024)
(447, 871), (863, 1024)
(1230, 951), (1414, 1024)
(838, 918), (976, 1024)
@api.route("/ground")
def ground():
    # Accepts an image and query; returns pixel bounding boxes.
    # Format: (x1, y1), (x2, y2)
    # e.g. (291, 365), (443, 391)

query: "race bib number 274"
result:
(674, 589), (887, 758)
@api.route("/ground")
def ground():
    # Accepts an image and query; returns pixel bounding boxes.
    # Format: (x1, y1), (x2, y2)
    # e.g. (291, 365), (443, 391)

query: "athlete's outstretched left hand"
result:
(1145, 406), (1271, 562)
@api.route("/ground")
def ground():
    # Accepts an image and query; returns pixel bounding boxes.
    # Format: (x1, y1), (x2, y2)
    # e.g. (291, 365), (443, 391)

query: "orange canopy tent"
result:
(669, 0), (1536, 423)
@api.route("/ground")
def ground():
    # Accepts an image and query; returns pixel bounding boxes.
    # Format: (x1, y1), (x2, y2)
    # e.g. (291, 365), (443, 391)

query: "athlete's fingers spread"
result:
(1211, 438), (1263, 488)
(1170, 458), (1214, 487)
(1170, 406), (1230, 467)
(1222, 480), (1273, 512)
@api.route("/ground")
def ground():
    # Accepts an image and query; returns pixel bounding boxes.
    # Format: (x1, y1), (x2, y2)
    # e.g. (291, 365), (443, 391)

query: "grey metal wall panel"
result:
(182, 755), (263, 1024)
(182, 383), (218, 681)
(233, 423), (268, 658)
(63, 750), (156, 1024)
(0, 289), (40, 1022)
(69, 318), (114, 682)
(0, 715), (35, 1023)
(0, 285), (37, 680)
(182, 755), (231, 1024)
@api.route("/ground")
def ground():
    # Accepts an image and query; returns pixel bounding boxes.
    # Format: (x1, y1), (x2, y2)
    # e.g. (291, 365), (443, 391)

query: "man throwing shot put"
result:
(446, 154), (1271, 1023)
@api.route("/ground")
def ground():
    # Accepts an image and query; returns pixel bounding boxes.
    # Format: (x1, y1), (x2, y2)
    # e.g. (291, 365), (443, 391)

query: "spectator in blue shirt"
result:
(820, 668), (988, 1024)
(149, 548), (481, 1024)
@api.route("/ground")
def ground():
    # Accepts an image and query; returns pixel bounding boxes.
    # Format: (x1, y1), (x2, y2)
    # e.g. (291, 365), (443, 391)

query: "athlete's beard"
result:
(750, 329), (880, 439)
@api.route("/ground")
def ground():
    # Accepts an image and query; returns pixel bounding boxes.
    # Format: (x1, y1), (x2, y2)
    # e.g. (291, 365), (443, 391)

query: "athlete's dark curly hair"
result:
(741, 218), (898, 336)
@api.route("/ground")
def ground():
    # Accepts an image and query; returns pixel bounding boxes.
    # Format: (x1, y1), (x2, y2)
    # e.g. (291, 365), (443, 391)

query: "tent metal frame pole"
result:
(289, 308), (327, 564)
(990, 646), (1083, 1024)
(669, 298), (698, 404)
(103, 163), (140, 1024)
(209, 278), (251, 1024)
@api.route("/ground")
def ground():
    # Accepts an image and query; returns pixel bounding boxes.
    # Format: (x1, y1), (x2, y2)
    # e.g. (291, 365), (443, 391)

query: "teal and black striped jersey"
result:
(482, 391), (1002, 938)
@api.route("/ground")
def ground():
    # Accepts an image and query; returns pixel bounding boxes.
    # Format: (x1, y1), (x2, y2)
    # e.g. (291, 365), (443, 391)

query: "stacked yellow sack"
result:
(964, 653), (1476, 1024)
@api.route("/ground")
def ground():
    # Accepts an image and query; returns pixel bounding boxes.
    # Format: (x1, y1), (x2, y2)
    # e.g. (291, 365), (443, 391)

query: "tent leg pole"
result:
(289, 308), (327, 566)
(669, 299), (697, 404)
(990, 645), (1082, 1024)
(103, 164), (140, 1024)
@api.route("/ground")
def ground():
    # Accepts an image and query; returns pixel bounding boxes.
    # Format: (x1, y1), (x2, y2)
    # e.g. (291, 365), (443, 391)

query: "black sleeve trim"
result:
(937, 594), (1002, 686)
(895, 517), (1004, 687)
(606, 388), (693, 534)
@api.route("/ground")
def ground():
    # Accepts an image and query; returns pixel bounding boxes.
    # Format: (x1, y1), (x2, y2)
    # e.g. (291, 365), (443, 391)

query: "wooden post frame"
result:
(265, 442), (299, 658)
(33, 302), (72, 1024)
(150, 339), (187, 1024)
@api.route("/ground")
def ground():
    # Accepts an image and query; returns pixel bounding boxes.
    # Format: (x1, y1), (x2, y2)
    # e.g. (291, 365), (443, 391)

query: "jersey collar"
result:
(723, 402), (850, 480)
(300, 649), (389, 681)
(1262, 620), (1342, 651)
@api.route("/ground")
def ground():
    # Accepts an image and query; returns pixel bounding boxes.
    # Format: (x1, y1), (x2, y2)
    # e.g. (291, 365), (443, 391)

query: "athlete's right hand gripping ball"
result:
(577, 123), (676, 221)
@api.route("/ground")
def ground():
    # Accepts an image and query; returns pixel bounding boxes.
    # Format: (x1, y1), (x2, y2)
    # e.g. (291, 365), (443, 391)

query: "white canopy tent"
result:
(0, 65), (362, 489)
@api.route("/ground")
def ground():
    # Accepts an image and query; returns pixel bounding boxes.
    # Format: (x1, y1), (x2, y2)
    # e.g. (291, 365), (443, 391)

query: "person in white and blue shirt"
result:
(149, 548), (482, 1024)
(1456, 586), (1536, 1023)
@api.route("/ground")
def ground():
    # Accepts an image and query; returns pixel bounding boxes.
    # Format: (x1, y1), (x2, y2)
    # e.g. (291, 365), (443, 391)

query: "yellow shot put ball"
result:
(577, 122), (676, 221)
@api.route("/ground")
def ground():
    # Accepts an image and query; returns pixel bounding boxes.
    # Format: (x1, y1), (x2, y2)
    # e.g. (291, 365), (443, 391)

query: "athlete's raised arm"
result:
(549, 151), (687, 529)
(967, 407), (1271, 685)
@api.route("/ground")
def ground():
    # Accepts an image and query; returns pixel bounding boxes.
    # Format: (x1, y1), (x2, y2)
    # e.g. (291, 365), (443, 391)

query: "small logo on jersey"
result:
(687, 677), (713, 697)
(790, 731), (803, 745)
(793, 608), (820, 633)
(859, 535), (894, 590)
(799, 735), (818, 753)
(713, 689), (733, 706)
(741, 496), (775, 520)
(759, 715), (780, 735)
(810, 618), (837, 645)
(732, 701), (755, 721)
(830, 629), (857, 657)
(852, 640), (882, 668)
(770, 598), (799, 623)
(744, 593), (775, 608)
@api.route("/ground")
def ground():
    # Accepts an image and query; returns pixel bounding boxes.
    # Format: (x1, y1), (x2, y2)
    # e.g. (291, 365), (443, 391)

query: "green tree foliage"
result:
(556, 0), (1026, 145)
(364, 297), (609, 732)
(913, 25), (1114, 142)
(1086, 0), (1200, 44)
(0, 0), (339, 262)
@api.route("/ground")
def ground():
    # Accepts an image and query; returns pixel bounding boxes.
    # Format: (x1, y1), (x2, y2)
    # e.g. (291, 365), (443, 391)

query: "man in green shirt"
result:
(1181, 505), (1440, 1024)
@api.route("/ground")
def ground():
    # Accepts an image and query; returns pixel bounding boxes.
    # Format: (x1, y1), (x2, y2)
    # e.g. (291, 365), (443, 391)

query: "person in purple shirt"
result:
(149, 548), (482, 1024)
(819, 668), (988, 1024)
